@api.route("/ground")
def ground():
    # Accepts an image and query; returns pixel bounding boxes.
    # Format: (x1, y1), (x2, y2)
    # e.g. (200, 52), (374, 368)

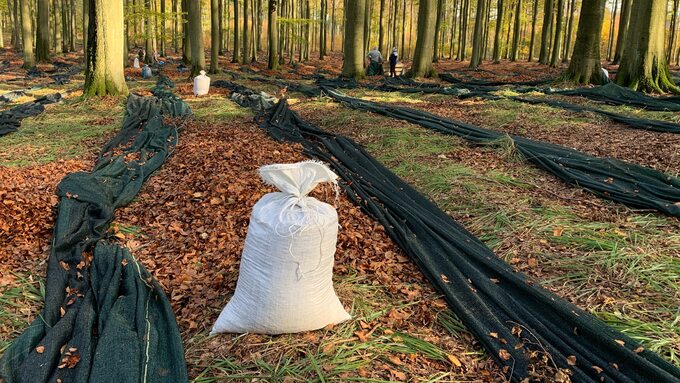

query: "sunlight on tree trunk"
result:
(549, 0), (564, 67)
(492, 0), (504, 63)
(616, 0), (679, 93)
(538, 0), (553, 64)
(510, 0), (521, 61)
(84, 0), (128, 96)
(341, 0), (366, 79)
(20, 0), (34, 68)
(528, 0), (538, 61)
(564, 0), (603, 84)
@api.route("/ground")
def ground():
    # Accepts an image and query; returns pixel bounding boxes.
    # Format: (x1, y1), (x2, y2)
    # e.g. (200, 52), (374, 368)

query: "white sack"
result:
(211, 161), (351, 335)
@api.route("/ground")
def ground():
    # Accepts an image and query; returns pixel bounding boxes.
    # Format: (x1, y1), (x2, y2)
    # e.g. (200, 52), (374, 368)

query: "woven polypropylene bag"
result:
(211, 161), (351, 335)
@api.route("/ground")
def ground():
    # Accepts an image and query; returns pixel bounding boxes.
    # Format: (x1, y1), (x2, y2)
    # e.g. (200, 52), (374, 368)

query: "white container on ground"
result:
(193, 70), (211, 96)
(211, 161), (351, 335)
(133, 57), (140, 69)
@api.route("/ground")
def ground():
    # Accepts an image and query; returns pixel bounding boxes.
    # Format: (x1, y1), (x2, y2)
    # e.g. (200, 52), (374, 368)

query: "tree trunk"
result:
(68, 0), (74, 51)
(84, 0), (90, 57)
(243, 0), (250, 62)
(528, 0), (538, 60)
(667, 0), (678, 62)
(182, 0), (191, 63)
(84, 0), (128, 96)
(188, 0), (205, 75)
(20, 0), (34, 68)
(268, 0), (279, 68)
(331, 0), (336, 51)
(459, 0), (469, 59)
(233, 0), (239, 62)
(342, 0), (365, 78)
(433, 0), (443, 61)
(470, 0), (487, 68)
(612, 0), (633, 64)
(61, 0), (68, 52)
(564, 0), (604, 84)
(561, 0), (575, 62)
(549, 0), (563, 66)
(144, 0), (153, 63)
(210, 0), (219, 72)
(492, 0), (504, 63)
(511, 0), (521, 61)
(449, 0), (459, 58)
(410, 0), (437, 75)
(606, 0), (617, 61)
(36, 0), (49, 62)
(538, 0), (553, 64)
(172, 0), (178, 52)
(616, 0), (678, 93)
(378, 0), (386, 53)
(400, 0), (405, 56)
(160, 0), (166, 56)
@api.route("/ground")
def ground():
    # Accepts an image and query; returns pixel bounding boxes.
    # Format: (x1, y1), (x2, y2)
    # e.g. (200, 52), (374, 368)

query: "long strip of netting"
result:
(0, 94), (62, 137)
(321, 88), (680, 218)
(0, 77), (191, 383)
(249, 96), (680, 383)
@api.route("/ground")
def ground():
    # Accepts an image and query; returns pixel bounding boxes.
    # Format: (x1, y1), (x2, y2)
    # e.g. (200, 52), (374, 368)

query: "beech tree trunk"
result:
(433, 0), (443, 61)
(616, 0), (679, 93)
(510, 0), (521, 61)
(342, 0), (366, 78)
(492, 0), (505, 63)
(528, 0), (538, 61)
(470, 0), (488, 68)
(564, 0), (604, 84)
(210, 0), (220, 73)
(188, 0), (205, 75)
(378, 0), (386, 53)
(20, 0), (34, 68)
(144, 0), (154, 63)
(268, 0), (279, 69)
(612, 0), (631, 63)
(410, 0), (437, 76)
(160, 0), (166, 56)
(243, 0), (250, 62)
(538, 0), (553, 64)
(36, 0), (50, 62)
(561, 0), (575, 62)
(232, 0), (239, 62)
(549, 0), (563, 66)
(84, 0), (128, 96)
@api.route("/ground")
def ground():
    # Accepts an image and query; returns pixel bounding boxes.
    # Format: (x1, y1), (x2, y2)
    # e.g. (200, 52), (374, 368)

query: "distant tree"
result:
(242, 0), (250, 62)
(84, 0), (128, 96)
(342, 0), (366, 79)
(232, 0), (240, 62)
(616, 0), (679, 93)
(563, 0), (604, 84)
(268, 0), (279, 69)
(187, 0), (205, 75)
(210, 0), (219, 73)
(510, 0), (522, 61)
(36, 0), (50, 62)
(144, 0), (154, 63)
(411, 0), (437, 76)
(538, 0), (553, 64)
(432, 0), (443, 62)
(470, 0), (488, 68)
(20, 0), (34, 68)
(528, 0), (538, 61)
(549, 0), (564, 66)
(492, 0), (505, 63)
(378, 0), (386, 54)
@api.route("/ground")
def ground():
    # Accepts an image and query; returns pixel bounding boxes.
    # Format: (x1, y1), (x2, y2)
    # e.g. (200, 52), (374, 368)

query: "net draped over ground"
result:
(0, 77), (191, 383)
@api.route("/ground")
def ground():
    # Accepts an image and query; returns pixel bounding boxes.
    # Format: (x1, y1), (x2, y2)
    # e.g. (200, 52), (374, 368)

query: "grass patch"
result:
(0, 96), (124, 167)
(0, 273), (45, 353)
(308, 105), (680, 367)
(187, 95), (253, 123)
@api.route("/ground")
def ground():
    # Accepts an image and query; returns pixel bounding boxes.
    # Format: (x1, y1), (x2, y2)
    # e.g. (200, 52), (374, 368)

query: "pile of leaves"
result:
(112, 109), (505, 381)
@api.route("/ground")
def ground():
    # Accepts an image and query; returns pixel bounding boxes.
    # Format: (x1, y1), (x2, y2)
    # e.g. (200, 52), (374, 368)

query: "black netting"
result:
(0, 79), (191, 383)
(226, 88), (680, 382)
(0, 94), (62, 137)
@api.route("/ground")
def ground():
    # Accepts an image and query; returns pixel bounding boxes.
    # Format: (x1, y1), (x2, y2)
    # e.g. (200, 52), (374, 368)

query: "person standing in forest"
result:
(389, 47), (399, 77)
(366, 46), (384, 76)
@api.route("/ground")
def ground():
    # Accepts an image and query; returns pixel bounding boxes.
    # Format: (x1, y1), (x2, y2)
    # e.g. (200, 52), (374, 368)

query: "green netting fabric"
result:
(554, 83), (680, 112)
(0, 79), (191, 383)
(0, 94), (62, 137)
(226, 86), (680, 382)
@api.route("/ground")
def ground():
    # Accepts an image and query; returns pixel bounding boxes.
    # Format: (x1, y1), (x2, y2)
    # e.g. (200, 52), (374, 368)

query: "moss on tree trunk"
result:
(616, 0), (679, 93)
(84, 0), (129, 96)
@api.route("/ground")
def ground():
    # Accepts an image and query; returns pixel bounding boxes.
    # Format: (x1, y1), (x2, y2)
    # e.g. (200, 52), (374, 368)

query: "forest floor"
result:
(1, 48), (679, 382)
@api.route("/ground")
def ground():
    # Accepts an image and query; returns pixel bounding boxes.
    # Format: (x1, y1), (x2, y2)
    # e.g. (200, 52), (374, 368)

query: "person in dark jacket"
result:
(389, 47), (398, 78)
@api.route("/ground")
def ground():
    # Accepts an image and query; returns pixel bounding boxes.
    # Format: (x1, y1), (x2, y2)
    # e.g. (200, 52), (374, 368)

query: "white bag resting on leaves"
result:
(211, 161), (351, 335)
